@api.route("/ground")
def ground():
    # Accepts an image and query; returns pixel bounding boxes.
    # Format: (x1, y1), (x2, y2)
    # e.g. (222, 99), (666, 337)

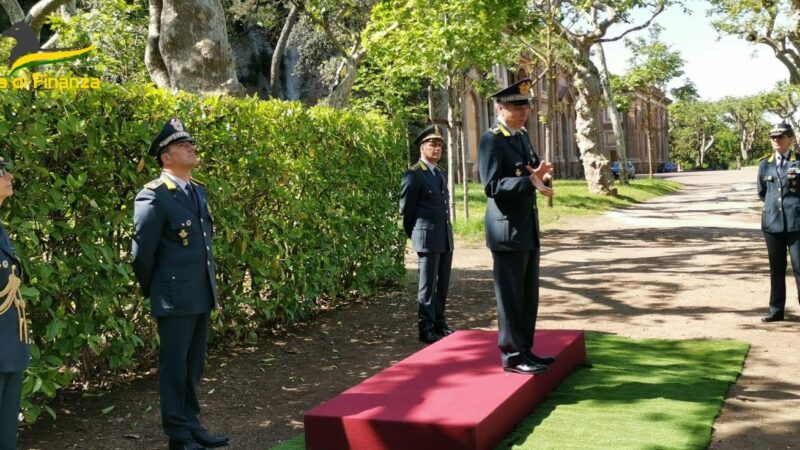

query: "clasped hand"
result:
(525, 162), (554, 197)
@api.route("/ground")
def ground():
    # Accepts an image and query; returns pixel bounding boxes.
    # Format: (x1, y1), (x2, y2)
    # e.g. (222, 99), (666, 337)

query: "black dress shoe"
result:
(191, 430), (230, 448)
(528, 353), (555, 365)
(504, 362), (548, 375)
(168, 438), (207, 450)
(761, 312), (785, 323)
(419, 330), (441, 343)
(435, 325), (455, 337)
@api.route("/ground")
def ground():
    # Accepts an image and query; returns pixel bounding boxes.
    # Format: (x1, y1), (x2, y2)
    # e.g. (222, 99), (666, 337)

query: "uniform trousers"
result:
(764, 231), (800, 314)
(417, 251), (453, 332)
(491, 248), (540, 368)
(0, 370), (22, 450)
(157, 312), (209, 440)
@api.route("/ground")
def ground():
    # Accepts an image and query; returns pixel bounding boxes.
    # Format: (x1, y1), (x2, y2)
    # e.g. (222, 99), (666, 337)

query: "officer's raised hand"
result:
(526, 164), (554, 197)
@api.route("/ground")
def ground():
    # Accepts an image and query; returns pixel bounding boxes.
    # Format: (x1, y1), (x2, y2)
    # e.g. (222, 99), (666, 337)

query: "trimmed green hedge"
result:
(0, 84), (406, 422)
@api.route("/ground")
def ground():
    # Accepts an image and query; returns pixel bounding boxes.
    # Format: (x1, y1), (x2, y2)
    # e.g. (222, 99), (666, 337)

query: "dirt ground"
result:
(17, 167), (800, 449)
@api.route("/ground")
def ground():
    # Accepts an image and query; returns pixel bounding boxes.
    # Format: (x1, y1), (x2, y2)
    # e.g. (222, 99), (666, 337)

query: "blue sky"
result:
(601, 1), (787, 101)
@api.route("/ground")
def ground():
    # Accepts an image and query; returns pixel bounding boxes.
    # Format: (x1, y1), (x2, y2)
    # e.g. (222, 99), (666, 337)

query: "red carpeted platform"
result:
(304, 329), (586, 450)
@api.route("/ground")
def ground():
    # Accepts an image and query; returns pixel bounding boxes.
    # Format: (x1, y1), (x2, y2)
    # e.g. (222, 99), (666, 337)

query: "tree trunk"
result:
(545, 64), (556, 207)
(145, 0), (170, 87)
(445, 78), (458, 222)
(740, 130), (749, 160)
(572, 47), (617, 195)
(269, 4), (299, 99)
(26, 0), (70, 37)
(595, 42), (629, 185)
(645, 98), (654, 179)
(0, 0), (24, 23)
(459, 114), (469, 220)
(700, 134), (713, 166)
(323, 50), (364, 109)
(145, 0), (244, 96)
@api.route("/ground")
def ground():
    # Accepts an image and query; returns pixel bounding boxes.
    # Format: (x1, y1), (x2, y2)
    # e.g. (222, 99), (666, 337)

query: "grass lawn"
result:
(498, 332), (748, 450)
(452, 178), (682, 242)
(271, 332), (747, 450)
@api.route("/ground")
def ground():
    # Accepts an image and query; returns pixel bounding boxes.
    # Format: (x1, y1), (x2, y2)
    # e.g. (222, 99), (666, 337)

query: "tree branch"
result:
(597, 4), (665, 43)
(270, 3), (300, 99)
(0, 0), (24, 23)
(26, 0), (70, 38)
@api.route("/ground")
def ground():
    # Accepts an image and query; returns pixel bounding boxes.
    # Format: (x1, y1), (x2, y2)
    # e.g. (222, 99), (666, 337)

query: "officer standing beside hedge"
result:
(758, 122), (800, 323)
(479, 79), (555, 375)
(400, 125), (455, 343)
(132, 119), (229, 450)
(0, 157), (30, 450)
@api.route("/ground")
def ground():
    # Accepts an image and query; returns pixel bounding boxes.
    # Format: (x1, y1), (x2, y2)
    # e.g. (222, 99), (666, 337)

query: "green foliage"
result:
(364, 0), (528, 87)
(0, 83), (405, 422)
(46, 0), (150, 84)
(622, 24), (685, 92)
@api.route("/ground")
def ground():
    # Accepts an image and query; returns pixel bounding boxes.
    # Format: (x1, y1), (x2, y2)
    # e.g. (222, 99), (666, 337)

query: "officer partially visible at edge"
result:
(132, 119), (229, 450)
(0, 158), (30, 450)
(758, 121), (800, 323)
(479, 78), (555, 375)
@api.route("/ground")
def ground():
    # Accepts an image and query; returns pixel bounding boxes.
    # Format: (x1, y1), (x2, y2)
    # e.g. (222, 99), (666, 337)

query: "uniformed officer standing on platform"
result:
(400, 125), (455, 343)
(758, 122), (800, 323)
(132, 119), (229, 450)
(0, 158), (30, 450)
(479, 79), (555, 375)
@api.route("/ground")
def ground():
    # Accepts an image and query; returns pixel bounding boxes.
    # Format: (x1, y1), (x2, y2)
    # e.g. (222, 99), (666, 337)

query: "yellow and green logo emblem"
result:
(1, 22), (95, 75)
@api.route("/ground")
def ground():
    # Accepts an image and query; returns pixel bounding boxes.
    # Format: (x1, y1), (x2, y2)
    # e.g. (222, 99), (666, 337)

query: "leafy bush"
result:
(0, 83), (406, 422)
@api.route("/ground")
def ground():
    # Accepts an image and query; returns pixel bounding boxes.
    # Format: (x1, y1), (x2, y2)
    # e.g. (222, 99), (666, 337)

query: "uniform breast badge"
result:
(789, 167), (798, 191)
(515, 161), (524, 177)
(178, 229), (189, 246)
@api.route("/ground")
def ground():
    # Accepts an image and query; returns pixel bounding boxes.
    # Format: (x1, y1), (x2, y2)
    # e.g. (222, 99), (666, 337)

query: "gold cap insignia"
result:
(519, 81), (531, 95)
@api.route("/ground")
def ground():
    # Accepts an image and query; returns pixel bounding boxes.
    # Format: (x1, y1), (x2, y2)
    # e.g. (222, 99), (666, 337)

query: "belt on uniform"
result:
(0, 266), (28, 343)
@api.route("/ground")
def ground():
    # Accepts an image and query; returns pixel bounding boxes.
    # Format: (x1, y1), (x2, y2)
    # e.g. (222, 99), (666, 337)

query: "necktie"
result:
(186, 184), (199, 214)
(433, 168), (443, 188)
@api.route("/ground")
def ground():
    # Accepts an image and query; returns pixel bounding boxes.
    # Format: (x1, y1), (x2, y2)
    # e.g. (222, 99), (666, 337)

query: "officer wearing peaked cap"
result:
(132, 119), (229, 450)
(0, 157), (30, 450)
(400, 125), (455, 344)
(758, 121), (800, 323)
(479, 78), (555, 375)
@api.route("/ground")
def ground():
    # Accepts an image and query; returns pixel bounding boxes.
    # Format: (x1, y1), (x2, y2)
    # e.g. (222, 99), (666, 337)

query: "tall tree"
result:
(365, 0), (528, 220)
(708, 0), (800, 84)
(594, 41), (631, 184)
(669, 100), (723, 168)
(621, 24), (685, 178)
(517, 0), (573, 202)
(146, 0), (245, 96)
(763, 81), (800, 150)
(288, 0), (383, 108)
(719, 94), (769, 161)
(529, 0), (668, 195)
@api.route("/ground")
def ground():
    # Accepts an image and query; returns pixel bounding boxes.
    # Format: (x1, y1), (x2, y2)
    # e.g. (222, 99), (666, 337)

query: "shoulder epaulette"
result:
(494, 123), (512, 137)
(144, 178), (165, 190)
(759, 153), (772, 162)
(435, 164), (445, 172)
(189, 177), (205, 187)
(410, 162), (422, 170)
(144, 176), (177, 191)
(489, 126), (501, 135)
